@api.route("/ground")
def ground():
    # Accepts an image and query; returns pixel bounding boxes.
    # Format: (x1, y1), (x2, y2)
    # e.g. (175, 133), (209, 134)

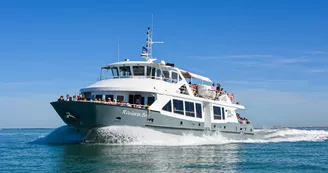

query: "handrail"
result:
(58, 100), (151, 109)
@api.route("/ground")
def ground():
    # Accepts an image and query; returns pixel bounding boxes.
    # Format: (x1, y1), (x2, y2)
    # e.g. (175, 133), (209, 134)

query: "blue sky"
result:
(1, 0), (328, 128)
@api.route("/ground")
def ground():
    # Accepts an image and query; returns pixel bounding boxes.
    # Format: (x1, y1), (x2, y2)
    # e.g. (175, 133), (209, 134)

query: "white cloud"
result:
(305, 51), (328, 55)
(306, 68), (328, 73)
(191, 54), (275, 60)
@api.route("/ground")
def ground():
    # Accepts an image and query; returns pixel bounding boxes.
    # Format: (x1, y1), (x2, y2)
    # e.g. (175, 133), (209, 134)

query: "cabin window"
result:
(172, 72), (178, 83)
(83, 92), (92, 100)
(128, 95), (134, 104)
(95, 95), (103, 100)
(105, 95), (114, 101)
(196, 103), (202, 118)
(141, 97), (145, 105)
(147, 97), (155, 105)
(173, 99), (184, 115)
(119, 66), (131, 77)
(162, 100), (172, 112)
(134, 95), (142, 104)
(146, 66), (152, 77)
(117, 95), (124, 103)
(185, 101), (195, 117)
(133, 66), (145, 76)
(222, 107), (225, 120)
(111, 67), (119, 78)
(213, 106), (222, 120)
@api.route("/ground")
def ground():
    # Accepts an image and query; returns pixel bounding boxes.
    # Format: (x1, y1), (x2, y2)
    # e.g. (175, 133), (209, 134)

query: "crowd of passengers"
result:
(188, 82), (236, 102)
(236, 113), (251, 124)
(57, 94), (149, 109)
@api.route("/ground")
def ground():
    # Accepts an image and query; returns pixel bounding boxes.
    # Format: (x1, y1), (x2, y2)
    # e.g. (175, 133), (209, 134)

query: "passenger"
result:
(119, 100), (124, 106)
(219, 88), (224, 96)
(57, 96), (63, 101)
(69, 96), (72, 101)
(192, 84), (197, 95)
(216, 83), (221, 92)
(211, 83), (216, 91)
(107, 98), (112, 104)
(113, 99), (117, 105)
(230, 93), (235, 102)
(66, 94), (70, 101)
(126, 102), (132, 107)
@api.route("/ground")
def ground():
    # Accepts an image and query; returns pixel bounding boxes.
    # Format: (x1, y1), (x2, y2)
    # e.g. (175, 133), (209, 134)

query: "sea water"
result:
(0, 126), (328, 173)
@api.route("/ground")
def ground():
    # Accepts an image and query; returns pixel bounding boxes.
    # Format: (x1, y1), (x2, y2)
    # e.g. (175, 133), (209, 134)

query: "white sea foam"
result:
(34, 125), (328, 145)
(32, 126), (84, 144)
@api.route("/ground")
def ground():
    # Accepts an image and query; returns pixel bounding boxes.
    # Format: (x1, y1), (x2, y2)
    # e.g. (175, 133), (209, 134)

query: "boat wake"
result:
(32, 125), (328, 145)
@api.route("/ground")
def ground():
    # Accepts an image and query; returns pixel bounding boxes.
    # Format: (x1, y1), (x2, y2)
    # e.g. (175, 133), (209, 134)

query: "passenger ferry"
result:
(51, 27), (254, 139)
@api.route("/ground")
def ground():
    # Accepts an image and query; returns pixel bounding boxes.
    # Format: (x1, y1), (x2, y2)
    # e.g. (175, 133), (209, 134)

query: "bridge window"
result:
(151, 67), (156, 79)
(156, 69), (161, 78)
(162, 100), (172, 112)
(146, 66), (152, 76)
(119, 66), (131, 77)
(111, 67), (119, 78)
(172, 72), (178, 83)
(163, 70), (170, 79)
(196, 103), (202, 118)
(213, 106), (222, 120)
(173, 99), (184, 115)
(185, 101), (195, 117)
(133, 66), (145, 76)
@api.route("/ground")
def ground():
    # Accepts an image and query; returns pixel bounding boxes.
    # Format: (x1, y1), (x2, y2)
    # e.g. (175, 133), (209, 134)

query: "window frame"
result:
(185, 101), (195, 117)
(119, 66), (132, 77)
(173, 99), (184, 115)
(111, 67), (119, 78)
(196, 103), (202, 118)
(147, 96), (155, 105)
(213, 106), (222, 120)
(117, 95), (124, 103)
(132, 66), (145, 76)
(162, 100), (172, 112)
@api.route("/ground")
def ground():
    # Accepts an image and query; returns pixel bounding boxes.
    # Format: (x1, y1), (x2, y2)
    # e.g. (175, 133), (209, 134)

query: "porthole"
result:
(198, 123), (201, 126)
(214, 125), (216, 128)
(224, 126), (226, 129)
(250, 129), (253, 132)
(180, 121), (183, 125)
(240, 128), (243, 131)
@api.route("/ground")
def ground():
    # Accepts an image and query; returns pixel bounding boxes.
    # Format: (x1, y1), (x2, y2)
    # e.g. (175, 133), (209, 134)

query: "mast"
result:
(141, 16), (163, 62)
(117, 37), (120, 62)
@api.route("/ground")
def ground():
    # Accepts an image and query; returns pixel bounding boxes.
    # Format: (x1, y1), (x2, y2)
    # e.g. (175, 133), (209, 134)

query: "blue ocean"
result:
(1, 126), (328, 173)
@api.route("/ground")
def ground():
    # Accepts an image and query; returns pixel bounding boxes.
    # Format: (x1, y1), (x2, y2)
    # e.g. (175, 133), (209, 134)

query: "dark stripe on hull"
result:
(51, 101), (255, 137)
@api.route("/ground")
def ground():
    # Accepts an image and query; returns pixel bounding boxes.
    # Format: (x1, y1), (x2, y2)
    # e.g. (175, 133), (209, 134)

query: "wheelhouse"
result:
(100, 60), (183, 83)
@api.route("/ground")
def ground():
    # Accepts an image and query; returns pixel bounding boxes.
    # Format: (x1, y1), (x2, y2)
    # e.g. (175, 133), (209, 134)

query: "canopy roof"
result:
(180, 69), (212, 83)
